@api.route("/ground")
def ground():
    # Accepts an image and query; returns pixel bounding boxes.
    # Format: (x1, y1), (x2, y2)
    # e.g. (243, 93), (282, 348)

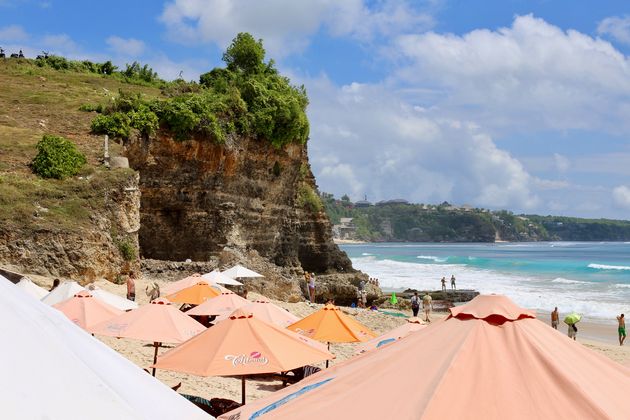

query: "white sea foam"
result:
(352, 256), (630, 320)
(588, 263), (630, 271)
(416, 255), (446, 262)
(361, 253), (373, 256)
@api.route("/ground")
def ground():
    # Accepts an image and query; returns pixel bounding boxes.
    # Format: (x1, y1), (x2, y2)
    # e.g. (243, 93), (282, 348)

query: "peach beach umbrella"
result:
(213, 298), (300, 327)
(154, 308), (334, 404)
(165, 281), (221, 305)
(162, 273), (230, 296)
(53, 291), (123, 330)
(288, 303), (376, 343)
(90, 298), (205, 375)
(355, 317), (426, 354)
(222, 295), (630, 420)
(186, 292), (249, 317)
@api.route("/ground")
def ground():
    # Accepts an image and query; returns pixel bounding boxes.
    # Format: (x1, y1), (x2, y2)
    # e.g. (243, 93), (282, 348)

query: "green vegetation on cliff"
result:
(323, 193), (630, 242)
(91, 33), (309, 148)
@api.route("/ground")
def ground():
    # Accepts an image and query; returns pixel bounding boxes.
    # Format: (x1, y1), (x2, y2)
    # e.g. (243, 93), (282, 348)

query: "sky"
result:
(2, 0), (630, 219)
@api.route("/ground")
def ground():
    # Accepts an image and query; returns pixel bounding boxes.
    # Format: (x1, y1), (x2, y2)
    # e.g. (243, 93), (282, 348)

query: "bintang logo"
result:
(225, 351), (269, 367)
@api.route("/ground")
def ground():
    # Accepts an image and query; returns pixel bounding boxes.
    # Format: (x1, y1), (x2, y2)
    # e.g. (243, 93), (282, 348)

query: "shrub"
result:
(130, 106), (159, 137)
(117, 239), (136, 261)
(78, 103), (103, 113)
(297, 184), (323, 213)
(31, 134), (87, 179)
(91, 113), (131, 139)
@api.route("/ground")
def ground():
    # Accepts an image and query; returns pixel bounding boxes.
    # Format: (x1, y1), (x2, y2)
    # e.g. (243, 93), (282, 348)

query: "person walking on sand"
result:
(450, 275), (456, 291)
(568, 323), (577, 341)
(551, 307), (559, 329)
(617, 314), (626, 346)
(410, 292), (420, 317)
(422, 292), (433, 323)
(441, 277), (446, 292)
(308, 272), (316, 303)
(126, 272), (136, 302)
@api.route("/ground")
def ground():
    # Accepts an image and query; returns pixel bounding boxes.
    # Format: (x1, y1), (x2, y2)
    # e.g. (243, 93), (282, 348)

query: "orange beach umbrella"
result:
(222, 295), (630, 419)
(165, 281), (221, 305)
(356, 317), (425, 354)
(90, 298), (205, 375)
(53, 291), (123, 330)
(212, 298), (300, 327)
(288, 304), (376, 343)
(186, 292), (249, 317)
(161, 273), (230, 296)
(154, 308), (334, 404)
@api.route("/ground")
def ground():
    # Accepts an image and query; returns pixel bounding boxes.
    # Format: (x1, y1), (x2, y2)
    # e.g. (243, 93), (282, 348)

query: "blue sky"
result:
(2, 0), (630, 218)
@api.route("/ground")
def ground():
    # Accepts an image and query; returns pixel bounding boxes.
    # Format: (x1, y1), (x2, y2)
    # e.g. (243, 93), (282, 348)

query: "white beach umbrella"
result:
(86, 285), (138, 311)
(0, 273), (211, 420)
(221, 264), (263, 280)
(15, 277), (49, 300)
(41, 280), (85, 305)
(202, 269), (243, 286)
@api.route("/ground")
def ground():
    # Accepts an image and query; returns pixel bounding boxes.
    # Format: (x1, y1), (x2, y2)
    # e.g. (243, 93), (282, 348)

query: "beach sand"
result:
(34, 274), (630, 404)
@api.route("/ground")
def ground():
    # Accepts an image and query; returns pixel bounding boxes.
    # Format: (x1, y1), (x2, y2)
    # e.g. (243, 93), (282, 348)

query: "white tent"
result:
(202, 270), (243, 286)
(87, 285), (138, 311)
(221, 265), (263, 280)
(15, 277), (49, 299)
(41, 280), (85, 305)
(0, 273), (211, 419)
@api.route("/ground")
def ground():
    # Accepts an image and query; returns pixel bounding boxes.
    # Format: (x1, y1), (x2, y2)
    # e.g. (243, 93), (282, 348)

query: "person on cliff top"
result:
(441, 277), (446, 292)
(127, 272), (136, 302)
(450, 275), (456, 291)
(551, 307), (559, 330)
(308, 272), (316, 303)
(422, 292), (433, 323)
(617, 314), (626, 346)
(410, 291), (420, 317)
(49, 278), (60, 291)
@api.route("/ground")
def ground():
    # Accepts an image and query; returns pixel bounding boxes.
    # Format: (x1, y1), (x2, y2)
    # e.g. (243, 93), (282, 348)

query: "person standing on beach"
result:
(551, 307), (559, 329)
(568, 323), (577, 341)
(422, 292), (433, 322)
(450, 275), (456, 291)
(410, 292), (420, 317)
(308, 272), (316, 303)
(617, 314), (626, 346)
(441, 277), (446, 292)
(126, 272), (136, 302)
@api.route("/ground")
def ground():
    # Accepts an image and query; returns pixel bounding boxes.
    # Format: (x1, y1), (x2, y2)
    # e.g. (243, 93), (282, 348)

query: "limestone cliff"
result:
(125, 132), (352, 274)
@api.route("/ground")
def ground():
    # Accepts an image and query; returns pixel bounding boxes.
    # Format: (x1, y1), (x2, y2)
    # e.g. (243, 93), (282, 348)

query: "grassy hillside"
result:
(0, 59), (160, 232)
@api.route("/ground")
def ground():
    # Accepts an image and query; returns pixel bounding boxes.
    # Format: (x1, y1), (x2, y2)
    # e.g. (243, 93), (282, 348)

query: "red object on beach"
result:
(221, 295), (630, 420)
(53, 291), (123, 330)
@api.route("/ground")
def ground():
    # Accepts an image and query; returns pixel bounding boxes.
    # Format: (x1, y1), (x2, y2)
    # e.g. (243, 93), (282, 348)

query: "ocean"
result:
(340, 242), (630, 322)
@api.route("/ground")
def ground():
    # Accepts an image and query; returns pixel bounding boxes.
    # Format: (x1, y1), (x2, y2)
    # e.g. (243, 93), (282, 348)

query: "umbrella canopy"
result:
(90, 298), (205, 343)
(15, 277), (49, 299)
(0, 271), (211, 420)
(53, 291), (124, 330)
(165, 281), (221, 305)
(222, 295), (630, 420)
(213, 299), (299, 328)
(564, 312), (582, 325)
(86, 285), (138, 311)
(186, 292), (249, 317)
(221, 265), (263, 279)
(162, 273), (203, 296)
(356, 317), (426, 354)
(41, 280), (85, 305)
(287, 304), (377, 343)
(154, 308), (334, 377)
(202, 270), (243, 286)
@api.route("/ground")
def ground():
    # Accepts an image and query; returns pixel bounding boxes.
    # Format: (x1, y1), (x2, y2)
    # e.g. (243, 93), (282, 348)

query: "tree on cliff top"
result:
(222, 33), (266, 75)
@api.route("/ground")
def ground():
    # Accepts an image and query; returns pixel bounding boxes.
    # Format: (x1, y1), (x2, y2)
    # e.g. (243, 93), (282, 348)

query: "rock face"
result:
(125, 133), (352, 274)
(0, 171), (140, 283)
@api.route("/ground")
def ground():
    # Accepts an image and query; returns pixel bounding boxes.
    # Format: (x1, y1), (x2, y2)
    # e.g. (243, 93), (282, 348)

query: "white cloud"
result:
(0, 24), (28, 41)
(553, 153), (570, 173)
(159, 0), (434, 56)
(597, 15), (630, 45)
(41, 34), (79, 53)
(392, 14), (630, 135)
(106, 36), (146, 57)
(613, 185), (630, 209)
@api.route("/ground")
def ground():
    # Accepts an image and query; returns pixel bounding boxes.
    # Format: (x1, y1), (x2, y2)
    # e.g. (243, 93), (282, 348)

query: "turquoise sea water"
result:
(341, 242), (630, 320)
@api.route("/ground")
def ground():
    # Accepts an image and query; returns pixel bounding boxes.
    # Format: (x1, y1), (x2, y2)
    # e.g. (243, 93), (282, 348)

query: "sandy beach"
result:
(31, 273), (630, 404)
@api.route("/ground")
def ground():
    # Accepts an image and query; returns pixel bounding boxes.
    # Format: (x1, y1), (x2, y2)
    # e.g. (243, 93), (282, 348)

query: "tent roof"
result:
(41, 281), (85, 305)
(0, 274), (211, 420)
(202, 270), (243, 286)
(222, 295), (630, 420)
(221, 265), (263, 279)
(15, 277), (49, 299)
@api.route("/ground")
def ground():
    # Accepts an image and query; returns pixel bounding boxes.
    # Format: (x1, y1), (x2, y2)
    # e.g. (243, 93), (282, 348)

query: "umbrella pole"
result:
(326, 342), (330, 368)
(241, 376), (246, 405)
(152, 342), (159, 376)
